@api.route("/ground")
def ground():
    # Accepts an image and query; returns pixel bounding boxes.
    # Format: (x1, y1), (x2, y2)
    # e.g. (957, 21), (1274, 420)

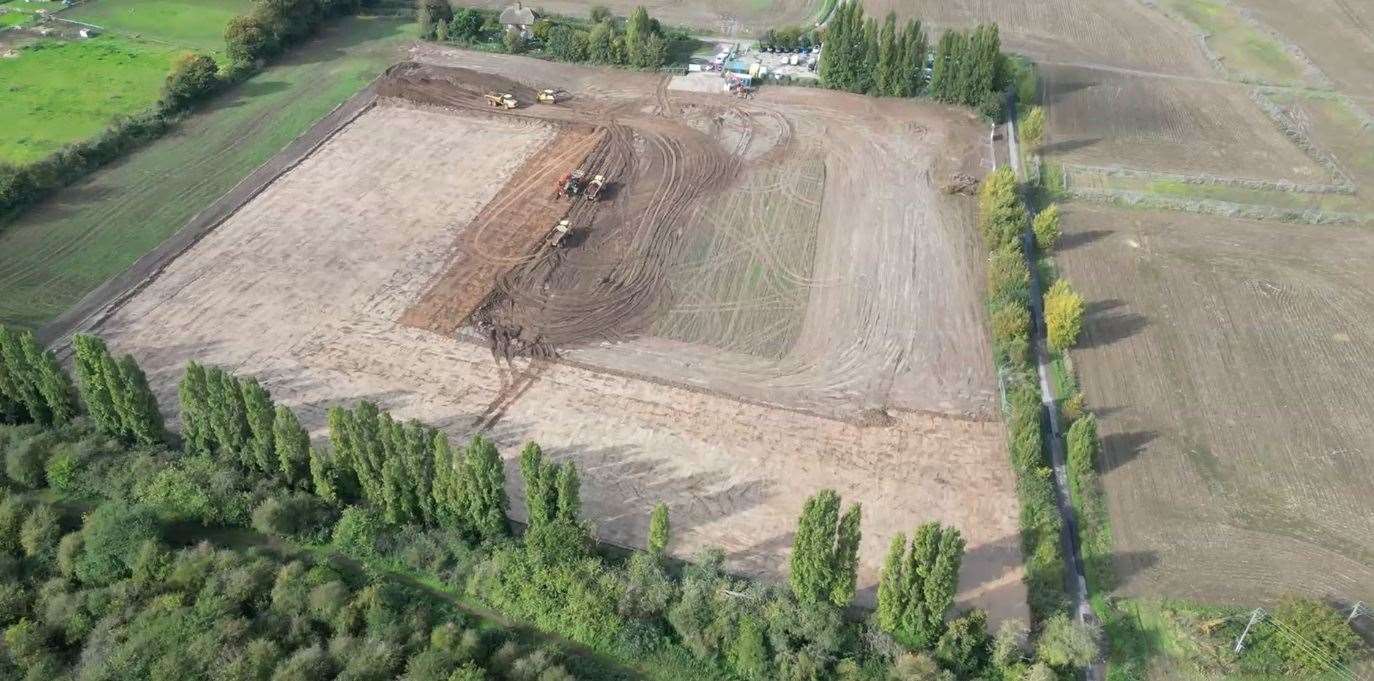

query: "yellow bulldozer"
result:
(537, 89), (560, 104)
(484, 92), (518, 109)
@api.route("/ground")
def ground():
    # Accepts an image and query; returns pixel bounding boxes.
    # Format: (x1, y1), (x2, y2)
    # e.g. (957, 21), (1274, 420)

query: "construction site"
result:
(84, 48), (1025, 622)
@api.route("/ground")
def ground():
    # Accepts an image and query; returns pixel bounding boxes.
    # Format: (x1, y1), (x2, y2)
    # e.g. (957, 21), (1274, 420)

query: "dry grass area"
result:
(1233, 0), (1374, 96)
(1041, 65), (1328, 184)
(88, 52), (1026, 623)
(1056, 204), (1374, 605)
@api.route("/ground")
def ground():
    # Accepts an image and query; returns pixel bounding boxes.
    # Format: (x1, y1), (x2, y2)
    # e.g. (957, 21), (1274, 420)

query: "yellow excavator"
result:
(484, 92), (518, 109)
(537, 89), (559, 104)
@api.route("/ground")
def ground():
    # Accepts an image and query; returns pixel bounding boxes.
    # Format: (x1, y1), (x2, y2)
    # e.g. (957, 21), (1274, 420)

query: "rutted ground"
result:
(88, 52), (1027, 623)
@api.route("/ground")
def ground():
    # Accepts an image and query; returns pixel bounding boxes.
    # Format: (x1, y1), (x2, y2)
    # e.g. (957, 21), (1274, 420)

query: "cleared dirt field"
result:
(1056, 204), (1374, 605)
(86, 51), (1025, 622)
(1041, 65), (1329, 184)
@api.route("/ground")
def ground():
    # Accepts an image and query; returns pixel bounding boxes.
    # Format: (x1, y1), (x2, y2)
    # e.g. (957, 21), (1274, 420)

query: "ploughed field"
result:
(83, 49), (1027, 622)
(1056, 204), (1374, 606)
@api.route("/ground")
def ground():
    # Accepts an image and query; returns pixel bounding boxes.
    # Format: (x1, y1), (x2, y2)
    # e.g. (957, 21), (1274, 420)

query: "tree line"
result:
(0, 330), (1041, 679)
(419, 3), (678, 70)
(817, 4), (1008, 116)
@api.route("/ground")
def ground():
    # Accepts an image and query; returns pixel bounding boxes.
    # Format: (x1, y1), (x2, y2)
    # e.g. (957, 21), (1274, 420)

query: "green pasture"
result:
(0, 16), (413, 329)
(65, 0), (254, 51)
(0, 35), (178, 164)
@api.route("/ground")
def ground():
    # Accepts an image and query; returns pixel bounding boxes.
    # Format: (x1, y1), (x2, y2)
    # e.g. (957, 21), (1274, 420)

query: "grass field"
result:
(65, 0), (254, 52)
(1163, 0), (1310, 85)
(0, 35), (179, 163)
(0, 16), (412, 329)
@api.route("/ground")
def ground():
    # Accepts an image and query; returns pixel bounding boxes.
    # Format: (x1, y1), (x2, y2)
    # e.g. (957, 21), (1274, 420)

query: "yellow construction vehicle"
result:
(484, 92), (518, 109)
(537, 89), (559, 104)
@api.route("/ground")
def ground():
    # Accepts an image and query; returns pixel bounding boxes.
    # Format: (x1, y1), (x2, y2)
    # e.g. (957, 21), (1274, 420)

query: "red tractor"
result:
(555, 169), (587, 199)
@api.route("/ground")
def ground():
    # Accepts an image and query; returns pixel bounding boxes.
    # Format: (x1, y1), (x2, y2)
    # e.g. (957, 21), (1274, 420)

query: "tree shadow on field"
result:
(1098, 430), (1156, 474)
(214, 79), (293, 109)
(1099, 549), (1162, 594)
(1058, 228), (1111, 252)
(1040, 137), (1101, 155)
(18, 178), (122, 226)
(1078, 298), (1148, 349)
(1042, 75), (1097, 105)
(500, 441), (775, 556)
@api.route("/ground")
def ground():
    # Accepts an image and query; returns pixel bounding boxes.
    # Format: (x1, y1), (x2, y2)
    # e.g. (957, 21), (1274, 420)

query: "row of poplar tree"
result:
(788, 490), (966, 649)
(3, 327), (970, 649)
(818, 4), (1007, 114)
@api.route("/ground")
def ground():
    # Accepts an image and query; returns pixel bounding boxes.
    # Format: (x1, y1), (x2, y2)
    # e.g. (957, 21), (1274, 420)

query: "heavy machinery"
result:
(584, 174), (606, 201)
(537, 89), (559, 104)
(555, 169), (586, 198)
(547, 219), (573, 248)
(484, 92), (518, 109)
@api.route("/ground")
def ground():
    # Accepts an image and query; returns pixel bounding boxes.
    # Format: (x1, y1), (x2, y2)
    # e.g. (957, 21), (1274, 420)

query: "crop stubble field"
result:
(84, 51), (1026, 622)
(867, 0), (1374, 613)
(1056, 204), (1374, 605)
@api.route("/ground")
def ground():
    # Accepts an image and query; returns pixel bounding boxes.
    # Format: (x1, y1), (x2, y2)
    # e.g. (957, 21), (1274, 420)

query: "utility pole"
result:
(1234, 608), (1266, 654)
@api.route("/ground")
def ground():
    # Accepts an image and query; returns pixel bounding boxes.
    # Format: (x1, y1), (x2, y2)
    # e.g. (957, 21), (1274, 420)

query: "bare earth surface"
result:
(90, 51), (1026, 623)
(1056, 204), (1374, 605)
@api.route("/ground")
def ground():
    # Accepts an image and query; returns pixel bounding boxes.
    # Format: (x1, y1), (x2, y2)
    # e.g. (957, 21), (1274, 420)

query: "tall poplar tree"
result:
(0, 327), (26, 423)
(208, 368), (249, 458)
(877, 533), (909, 632)
(239, 378), (276, 473)
(431, 430), (466, 528)
(875, 12), (899, 97)
(928, 30), (955, 102)
(859, 17), (879, 94)
(273, 405), (310, 487)
(878, 522), (966, 647)
(463, 435), (509, 539)
(830, 503), (863, 606)
(555, 461), (581, 523)
(648, 502), (670, 557)
(790, 490), (839, 604)
(327, 405), (359, 500)
(900, 19), (927, 96)
(520, 442), (556, 528)
(21, 333), (75, 426)
(111, 354), (165, 446)
(309, 446), (339, 504)
(0, 326), (45, 424)
(74, 335), (118, 435)
(179, 362), (214, 456)
(789, 490), (863, 606)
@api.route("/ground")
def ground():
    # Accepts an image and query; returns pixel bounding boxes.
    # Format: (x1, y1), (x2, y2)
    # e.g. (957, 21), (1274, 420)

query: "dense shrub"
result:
(137, 454), (250, 525)
(252, 491), (335, 540)
(73, 502), (159, 586)
(1262, 598), (1360, 675)
(4, 432), (50, 489)
(162, 53), (221, 110)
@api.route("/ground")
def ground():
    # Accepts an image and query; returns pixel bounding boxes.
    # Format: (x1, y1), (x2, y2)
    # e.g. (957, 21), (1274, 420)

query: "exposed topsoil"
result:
(394, 50), (996, 421)
(87, 48), (1025, 623)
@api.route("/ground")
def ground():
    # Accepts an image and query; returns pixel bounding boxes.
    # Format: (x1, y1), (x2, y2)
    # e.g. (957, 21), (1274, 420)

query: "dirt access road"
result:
(88, 49), (1026, 623)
